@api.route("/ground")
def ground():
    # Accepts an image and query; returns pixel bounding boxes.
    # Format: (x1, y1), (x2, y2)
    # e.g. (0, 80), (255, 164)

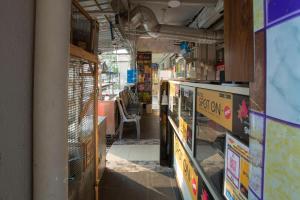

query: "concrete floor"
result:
(99, 112), (181, 200)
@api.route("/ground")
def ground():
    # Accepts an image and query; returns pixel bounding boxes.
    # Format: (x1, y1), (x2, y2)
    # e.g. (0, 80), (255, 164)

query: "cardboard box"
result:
(146, 104), (152, 113)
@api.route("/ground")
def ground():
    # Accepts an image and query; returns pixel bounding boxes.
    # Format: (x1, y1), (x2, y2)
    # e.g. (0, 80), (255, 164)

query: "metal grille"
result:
(68, 57), (95, 198)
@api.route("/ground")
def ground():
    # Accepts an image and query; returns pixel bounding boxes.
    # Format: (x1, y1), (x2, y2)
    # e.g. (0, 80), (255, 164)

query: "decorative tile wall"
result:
(253, 0), (264, 31)
(249, 113), (264, 200)
(250, 1), (300, 200)
(250, 30), (265, 113)
(264, 119), (300, 200)
(266, 0), (300, 25)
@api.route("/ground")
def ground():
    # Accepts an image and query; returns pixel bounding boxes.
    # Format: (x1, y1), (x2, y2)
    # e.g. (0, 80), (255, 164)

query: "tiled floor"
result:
(107, 144), (159, 161)
(99, 112), (181, 200)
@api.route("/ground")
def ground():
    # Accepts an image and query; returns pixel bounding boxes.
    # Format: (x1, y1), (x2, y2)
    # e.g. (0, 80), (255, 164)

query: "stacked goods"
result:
(137, 52), (152, 103)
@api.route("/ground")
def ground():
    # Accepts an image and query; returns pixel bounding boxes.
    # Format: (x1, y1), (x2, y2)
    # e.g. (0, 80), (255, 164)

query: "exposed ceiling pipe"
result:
(120, 5), (223, 44)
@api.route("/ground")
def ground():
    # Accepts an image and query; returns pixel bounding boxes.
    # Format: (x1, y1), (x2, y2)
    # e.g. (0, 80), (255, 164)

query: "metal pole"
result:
(33, 0), (71, 199)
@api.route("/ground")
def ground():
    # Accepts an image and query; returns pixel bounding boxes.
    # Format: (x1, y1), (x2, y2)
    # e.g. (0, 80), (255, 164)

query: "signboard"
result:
(179, 117), (188, 141)
(174, 134), (198, 200)
(197, 88), (250, 143)
(224, 134), (249, 200)
(232, 95), (250, 143)
(199, 180), (214, 200)
(197, 88), (233, 131)
(169, 83), (176, 97)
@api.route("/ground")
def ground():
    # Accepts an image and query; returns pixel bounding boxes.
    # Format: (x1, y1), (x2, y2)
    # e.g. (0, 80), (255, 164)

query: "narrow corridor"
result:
(99, 113), (181, 200)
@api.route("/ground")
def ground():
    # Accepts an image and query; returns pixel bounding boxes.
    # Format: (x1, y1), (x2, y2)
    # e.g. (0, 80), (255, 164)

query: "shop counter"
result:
(168, 80), (250, 200)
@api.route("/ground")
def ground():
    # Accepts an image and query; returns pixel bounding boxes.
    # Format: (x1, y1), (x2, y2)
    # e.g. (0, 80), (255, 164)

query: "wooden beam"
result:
(79, 73), (94, 76)
(93, 56), (99, 200)
(72, 0), (94, 21)
(70, 44), (98, 64)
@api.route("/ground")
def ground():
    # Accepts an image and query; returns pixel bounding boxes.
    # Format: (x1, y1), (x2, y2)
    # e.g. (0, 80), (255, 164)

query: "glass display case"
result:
(175, 58), (186, 79)
(195, 113), (227, 194)
(185, 47), (197, 80)
(168, 83), (180, 127)
(186, 61), (196, 80)
(179, 85), (195, 153)
(194, 88), (250, 196)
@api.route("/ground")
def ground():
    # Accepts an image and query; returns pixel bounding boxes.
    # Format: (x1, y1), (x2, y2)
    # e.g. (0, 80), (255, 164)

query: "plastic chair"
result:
(116, 98), (141, 140)
(120, 89), (142, 115)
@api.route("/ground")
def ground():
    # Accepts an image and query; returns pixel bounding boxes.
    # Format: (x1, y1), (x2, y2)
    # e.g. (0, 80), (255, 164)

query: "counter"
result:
(168, 80), (250, 200)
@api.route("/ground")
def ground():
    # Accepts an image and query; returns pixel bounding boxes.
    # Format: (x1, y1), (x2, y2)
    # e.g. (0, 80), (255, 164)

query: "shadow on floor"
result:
(99, 112), (182, 200)
(99, 169), (181, 200)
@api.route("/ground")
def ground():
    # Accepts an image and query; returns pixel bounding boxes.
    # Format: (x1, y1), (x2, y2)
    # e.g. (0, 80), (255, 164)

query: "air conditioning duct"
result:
(120, 5), (223, 44)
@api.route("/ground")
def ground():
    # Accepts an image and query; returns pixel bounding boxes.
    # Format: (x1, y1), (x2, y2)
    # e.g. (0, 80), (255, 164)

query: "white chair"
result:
(116, 98), (141, 140)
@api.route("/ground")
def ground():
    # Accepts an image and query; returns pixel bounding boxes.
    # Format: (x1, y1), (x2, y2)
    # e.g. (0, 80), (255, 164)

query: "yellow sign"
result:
(174, 135), (198, 200)
(224, 134), (249, 200)
(169, 83), (175, 96)
(196, 88), (233, 131)
(240, 158), (249, 190)
(179, 117), (188, 141)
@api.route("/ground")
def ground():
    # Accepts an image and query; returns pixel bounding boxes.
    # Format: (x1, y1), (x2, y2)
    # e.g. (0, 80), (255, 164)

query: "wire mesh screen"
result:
(68, 57), (95, 199)
(71, 3), (92, 52)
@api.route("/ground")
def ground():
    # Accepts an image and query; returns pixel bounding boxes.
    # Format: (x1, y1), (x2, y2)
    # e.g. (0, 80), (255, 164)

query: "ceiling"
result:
(78, 0), (223, 55)
(79, 0), (130, 54)
(128, 0), (218, 26)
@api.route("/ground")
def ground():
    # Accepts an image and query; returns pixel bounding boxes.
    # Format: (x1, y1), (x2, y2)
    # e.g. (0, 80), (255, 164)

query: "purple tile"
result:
(267, 0), (300, 25)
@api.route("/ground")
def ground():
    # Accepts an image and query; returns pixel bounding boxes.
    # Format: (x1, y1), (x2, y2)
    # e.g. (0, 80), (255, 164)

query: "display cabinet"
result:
(168, 80), (250, 200)
(195, 113), (227, 194)
(185, 46), (197, 80)
(168, 83), (180, 127)
(179, 85), (196, 154)
(195, 87), (250, 196)
(175, 58), (186, 79)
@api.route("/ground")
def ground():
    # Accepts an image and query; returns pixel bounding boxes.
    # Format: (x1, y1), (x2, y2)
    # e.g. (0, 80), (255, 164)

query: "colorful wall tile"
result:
(267, 0), (300, 25)
(264, 119), (300, 200)
(252, 1), (300, 200)
(250, 30), (265, 113)
(249, 190), (260, 200)
(249, 113), (264, 199)
(253, 0), (264, 31)
(266, 15), (300, 125)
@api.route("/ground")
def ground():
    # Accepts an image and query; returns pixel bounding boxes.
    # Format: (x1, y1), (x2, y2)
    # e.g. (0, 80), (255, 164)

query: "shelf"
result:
(101, 71), (118, 74)
(101, 83), (113, 88)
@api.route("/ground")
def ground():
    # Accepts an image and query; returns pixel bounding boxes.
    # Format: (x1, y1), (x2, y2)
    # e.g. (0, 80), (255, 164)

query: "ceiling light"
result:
(168, 0), (181, 8)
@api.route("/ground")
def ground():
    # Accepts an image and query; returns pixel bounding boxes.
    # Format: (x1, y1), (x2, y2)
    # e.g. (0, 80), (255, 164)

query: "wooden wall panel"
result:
(224, 0), (254, 82)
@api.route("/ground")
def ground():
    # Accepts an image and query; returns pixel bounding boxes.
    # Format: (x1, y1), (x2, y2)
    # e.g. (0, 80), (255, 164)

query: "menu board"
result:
(174, 134), (199, 200)
(224, 134), (249, 200)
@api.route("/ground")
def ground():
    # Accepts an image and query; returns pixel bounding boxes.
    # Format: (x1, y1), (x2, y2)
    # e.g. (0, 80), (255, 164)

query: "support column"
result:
(33, 0), (71, 199)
